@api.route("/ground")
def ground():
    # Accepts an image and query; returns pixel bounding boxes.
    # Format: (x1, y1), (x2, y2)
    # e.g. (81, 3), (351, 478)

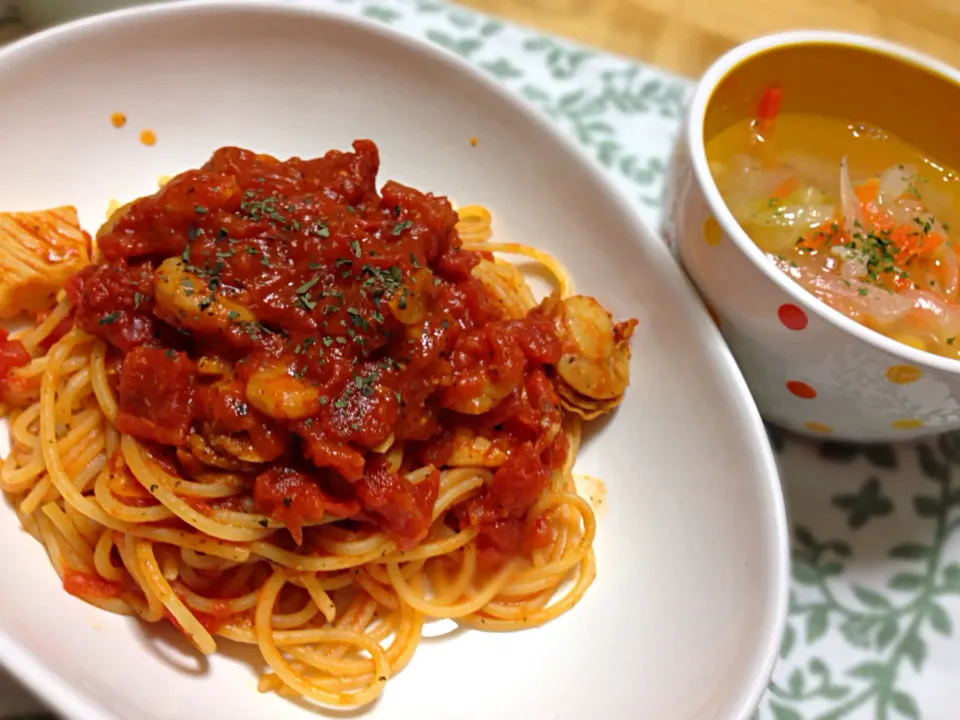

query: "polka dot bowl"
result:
(663, 31), (960, 442)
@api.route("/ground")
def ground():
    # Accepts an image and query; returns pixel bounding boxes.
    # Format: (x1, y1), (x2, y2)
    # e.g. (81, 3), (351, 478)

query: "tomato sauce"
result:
(67, 141), (566, 560)
(0, 329), (30, 378)
(165, 597), (236, 636)
(63, 569), (123, 599)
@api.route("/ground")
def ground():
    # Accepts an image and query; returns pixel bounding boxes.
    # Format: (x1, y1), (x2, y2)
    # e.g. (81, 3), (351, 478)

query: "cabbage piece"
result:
(742, 186), (834, 253)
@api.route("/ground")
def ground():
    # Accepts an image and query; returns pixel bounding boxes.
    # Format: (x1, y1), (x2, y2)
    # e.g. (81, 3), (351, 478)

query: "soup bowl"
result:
(665, 31), (960, 442)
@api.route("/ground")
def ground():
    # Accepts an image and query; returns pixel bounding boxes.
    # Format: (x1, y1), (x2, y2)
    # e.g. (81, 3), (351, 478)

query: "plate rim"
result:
(0, 2), (790, 718)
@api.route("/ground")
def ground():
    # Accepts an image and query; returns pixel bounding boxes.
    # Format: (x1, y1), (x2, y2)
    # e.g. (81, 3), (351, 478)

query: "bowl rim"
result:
(686, 29), (960, 375)
(0, 2), (789, 719)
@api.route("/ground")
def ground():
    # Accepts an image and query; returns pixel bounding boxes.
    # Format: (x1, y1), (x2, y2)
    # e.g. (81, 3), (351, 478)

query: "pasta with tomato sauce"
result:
(0, 140), (635, 709)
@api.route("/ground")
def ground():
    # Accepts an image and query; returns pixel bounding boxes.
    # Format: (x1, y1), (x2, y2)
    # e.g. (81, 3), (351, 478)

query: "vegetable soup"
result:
(706, 87), (960, 358)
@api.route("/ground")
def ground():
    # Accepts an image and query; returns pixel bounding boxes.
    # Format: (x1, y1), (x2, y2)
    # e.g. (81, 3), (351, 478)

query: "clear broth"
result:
(707, 112), (960, 358)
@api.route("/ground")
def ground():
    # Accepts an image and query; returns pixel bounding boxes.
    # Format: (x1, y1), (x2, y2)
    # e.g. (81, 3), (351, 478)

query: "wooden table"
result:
(457, 0), (960, 78)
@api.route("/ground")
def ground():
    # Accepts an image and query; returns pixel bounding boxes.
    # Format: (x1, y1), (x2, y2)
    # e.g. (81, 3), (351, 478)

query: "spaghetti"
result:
(0, 141), (635, 709)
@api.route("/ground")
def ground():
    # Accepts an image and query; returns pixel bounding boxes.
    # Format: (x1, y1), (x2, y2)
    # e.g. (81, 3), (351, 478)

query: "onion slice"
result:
(876, 164), (914, 207)
(839, 156), (864, 240)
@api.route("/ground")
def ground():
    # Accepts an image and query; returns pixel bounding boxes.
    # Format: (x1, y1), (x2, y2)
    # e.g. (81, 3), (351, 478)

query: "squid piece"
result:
(207, 431), (285, 464)
(444, 428), (511, 467)
(387, 268), (435, 326)
(183, 433), (260, 473)
(472, 259), (537, 319)
(543, 294), (635, 419)
(245, 362), (320, 421)
(154, 257), (254, 334)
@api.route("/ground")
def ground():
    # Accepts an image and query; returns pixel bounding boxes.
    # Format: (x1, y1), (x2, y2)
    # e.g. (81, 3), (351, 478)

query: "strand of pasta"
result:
(465, 241), (574, 299)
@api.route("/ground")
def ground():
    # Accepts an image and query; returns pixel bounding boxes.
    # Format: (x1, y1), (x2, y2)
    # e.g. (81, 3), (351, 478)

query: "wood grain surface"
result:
(456, 0), (960, 77)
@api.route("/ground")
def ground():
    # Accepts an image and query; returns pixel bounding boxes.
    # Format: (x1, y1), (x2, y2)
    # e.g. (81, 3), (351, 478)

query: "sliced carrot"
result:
(891, 273), (916, 292)
(798, 218), (844, 251)
(854, 178), (879, 206)
(756, 87), (782, 133)
(917, 230), (944, 254)
(770, 176), (799, 201)
(856, 179), (900, 232)
(890, 225), (944, 265)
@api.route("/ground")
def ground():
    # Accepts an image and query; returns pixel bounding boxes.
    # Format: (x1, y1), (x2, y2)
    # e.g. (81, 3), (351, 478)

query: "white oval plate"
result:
(0, 3), (788, 719)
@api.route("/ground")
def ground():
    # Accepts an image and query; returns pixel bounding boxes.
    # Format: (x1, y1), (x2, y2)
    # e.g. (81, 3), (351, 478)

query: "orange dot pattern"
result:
(891, 418), (924, 430)
(778, 303), (808, 331)
(786, 380), (817, 399)
(885, 365), (923, 384)
(703, 216), (722, 246)
(139, 129), (157, 146)
(110, 112), (127, 128)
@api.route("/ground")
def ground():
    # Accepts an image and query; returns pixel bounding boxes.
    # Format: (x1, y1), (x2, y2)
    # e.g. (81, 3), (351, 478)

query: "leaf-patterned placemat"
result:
(1, 1), (958, 719)
(765, 428), (960, 720)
